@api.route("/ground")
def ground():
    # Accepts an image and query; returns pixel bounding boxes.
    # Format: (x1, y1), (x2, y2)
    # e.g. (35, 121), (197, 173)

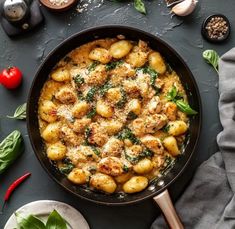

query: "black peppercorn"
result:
(201, 14), (230, 43)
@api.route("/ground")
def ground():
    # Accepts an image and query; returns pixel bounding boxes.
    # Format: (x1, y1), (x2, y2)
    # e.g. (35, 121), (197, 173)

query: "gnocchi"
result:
(123, 176), (148, 193)
(109, 40), (133, 59)
(38, 38), (193, 195)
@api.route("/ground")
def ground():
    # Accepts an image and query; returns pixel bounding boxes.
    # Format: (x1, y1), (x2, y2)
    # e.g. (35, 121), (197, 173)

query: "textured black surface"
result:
(0, 0), (234, 228)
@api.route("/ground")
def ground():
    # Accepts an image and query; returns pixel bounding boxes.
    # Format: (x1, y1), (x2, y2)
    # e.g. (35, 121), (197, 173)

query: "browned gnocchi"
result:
(38, 37), (194, 195)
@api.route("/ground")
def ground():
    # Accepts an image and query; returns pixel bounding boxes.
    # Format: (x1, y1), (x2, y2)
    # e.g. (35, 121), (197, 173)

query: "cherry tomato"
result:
(0, 66), (22, 89)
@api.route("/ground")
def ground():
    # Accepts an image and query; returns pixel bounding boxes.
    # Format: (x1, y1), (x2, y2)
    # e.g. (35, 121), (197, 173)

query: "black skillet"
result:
(27, 25), (202, 228)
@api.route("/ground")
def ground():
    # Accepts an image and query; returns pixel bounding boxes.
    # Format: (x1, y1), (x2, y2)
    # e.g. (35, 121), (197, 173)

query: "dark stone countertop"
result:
(0, 0), (234, 228)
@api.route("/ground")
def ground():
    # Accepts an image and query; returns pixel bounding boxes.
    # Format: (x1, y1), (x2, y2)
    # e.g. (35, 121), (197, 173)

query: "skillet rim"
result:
(27, 25), (202, 206)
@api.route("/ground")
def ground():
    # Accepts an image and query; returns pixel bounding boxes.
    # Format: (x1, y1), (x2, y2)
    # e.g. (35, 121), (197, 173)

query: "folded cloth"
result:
(151, 48), (235, 229)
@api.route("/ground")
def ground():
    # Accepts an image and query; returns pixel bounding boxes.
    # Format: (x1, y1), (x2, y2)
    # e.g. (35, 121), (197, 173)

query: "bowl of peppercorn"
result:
(201, 14), (230, 43)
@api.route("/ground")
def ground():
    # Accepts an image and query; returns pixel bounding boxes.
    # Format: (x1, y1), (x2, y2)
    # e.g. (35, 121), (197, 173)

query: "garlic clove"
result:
(171, 0), (198, 16)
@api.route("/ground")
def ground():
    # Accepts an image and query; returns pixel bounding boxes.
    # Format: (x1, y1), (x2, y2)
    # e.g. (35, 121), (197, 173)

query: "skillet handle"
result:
(153, 189), (184, 229)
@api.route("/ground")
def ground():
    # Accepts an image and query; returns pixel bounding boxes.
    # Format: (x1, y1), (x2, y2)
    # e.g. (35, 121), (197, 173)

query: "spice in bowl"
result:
(202, 14), (230, 42)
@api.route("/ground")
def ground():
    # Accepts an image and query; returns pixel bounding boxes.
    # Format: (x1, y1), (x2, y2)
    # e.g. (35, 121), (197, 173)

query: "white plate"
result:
(4, 200), (90, 229)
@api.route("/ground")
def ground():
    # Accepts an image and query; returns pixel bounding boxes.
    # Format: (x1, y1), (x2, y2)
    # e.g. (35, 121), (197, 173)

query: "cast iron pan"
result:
(27, 25), (202, 228)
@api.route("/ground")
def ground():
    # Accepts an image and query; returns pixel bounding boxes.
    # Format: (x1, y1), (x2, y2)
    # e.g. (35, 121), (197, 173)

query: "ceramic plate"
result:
(4, 200), (90, 229)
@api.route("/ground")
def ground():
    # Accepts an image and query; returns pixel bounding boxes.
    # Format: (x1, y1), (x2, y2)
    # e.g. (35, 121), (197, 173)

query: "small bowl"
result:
(39, 0), (77, 11)
(201, 14), (230, 43)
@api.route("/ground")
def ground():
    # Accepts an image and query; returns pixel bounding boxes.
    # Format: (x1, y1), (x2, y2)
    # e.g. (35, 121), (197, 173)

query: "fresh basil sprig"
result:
(16, 210), (67, 229)
(202, 49), (220, 74)
(7, 103), (27, 120)
(0, 130), (24, 174)
(134, 0), (146, 14)
(167, 86), (197, 115)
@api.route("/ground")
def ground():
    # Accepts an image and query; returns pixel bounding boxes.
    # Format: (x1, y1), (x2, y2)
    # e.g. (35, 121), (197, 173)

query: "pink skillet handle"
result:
(153, 189), (184, 229)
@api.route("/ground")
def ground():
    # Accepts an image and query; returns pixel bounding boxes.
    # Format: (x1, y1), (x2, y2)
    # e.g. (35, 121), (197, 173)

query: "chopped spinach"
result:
(86, 107), (96, 119)
(106, 60), (124, 71)
(124, 151), (140, 164)
(85, 87), (98, 102)
(116, 88), (127, 108)
(123, 165), (129, 173)
(124, 148), (154, 164)
(99, 82), (113, 96)
(127, 111), (138, 120)
(162, 124), (170, 133)
(117, 128), (141, 144)
(73, 74), (84, 86)
(84, 127), (92, 144)
(88, 61), (99, 72)
(90, 146), (100, 156)
(139, 66), (160, 94)
(139, 148), (154, 158)
(59, 158), (74, 175)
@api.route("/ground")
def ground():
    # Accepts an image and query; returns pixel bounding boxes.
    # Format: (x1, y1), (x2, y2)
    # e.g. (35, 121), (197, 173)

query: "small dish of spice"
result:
(40, 0), (77, 11)
(201, 14), (230, 43)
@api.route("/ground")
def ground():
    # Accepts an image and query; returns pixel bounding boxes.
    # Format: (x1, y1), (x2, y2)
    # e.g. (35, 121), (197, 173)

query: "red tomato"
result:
(0, 66), (22, 89)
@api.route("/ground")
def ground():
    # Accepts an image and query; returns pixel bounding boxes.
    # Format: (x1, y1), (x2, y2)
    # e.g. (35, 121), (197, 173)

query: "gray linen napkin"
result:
(151, 48), (235, 229)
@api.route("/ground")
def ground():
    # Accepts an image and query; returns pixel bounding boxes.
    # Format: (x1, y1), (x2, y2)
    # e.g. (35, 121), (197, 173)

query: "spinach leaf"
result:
(123, 165), (129, 173)
(84, 127), (92, 145)
(90, 146), (100, 156)
(139, 67), (160, 93)
(73, 74), (84, 86)
(134, 0), (146, 14)
(59, 158), (74, 175)
(99, 82), (113, 96)
(46, 210), (67, 229)
(88, 61), (99, 72)
(0, 130), (24, 174)
(202, 49), (219, 74)
(106, 60), (123, 71)
(166, 86), (197, 115)
(86, 107), (96, 118)
(16, 213), (46, 229)
(85, 87), (98, 102)
(117, 128), (140, 144)
(116, 88), (127, 108)
(127, 111), (138, 120)
(7, 103), (27, 120)
(175, 100), (198, 115)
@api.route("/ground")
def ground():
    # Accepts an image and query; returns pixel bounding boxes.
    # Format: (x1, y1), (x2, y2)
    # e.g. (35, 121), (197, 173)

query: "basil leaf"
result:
(176, 100), (198, 115)
(0, 130), (24, 174)
(16, 214), (46, 229)
(46, 210), (67, 229)
(134, 0), (146, 14)
(202, 49), (219, 74)
(7, 103), (27, 120)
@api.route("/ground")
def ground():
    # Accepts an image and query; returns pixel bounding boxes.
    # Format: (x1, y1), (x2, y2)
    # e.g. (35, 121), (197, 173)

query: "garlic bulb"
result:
(171, 0), (198, 16)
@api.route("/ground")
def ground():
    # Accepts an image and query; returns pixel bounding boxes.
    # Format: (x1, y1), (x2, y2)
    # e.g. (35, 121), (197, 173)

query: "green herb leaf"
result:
(0, 130), (24, 174)
(127, 111), (138, 120)
(86, 107), (96, 118)
(84, 127), (92, 144)
(139, 67), (159, 93)
(73, 74), (84, 86)
(175, 100), (198, 115)
(202, 49), (219, 74)
(46, 210), (67, 229)
(116, 88), (127, 108)
(7, 103), (27, 120)
(134, 0), (146, 14)
(90, 146), (100, 156)
(59, 158), (74, 175)
(166, 86), (177, 101)
(16, 213), (46, 229)
(106, 60), (123, 71)
(123, 165), (129, 173)
(88, 61), (99, 72)
(117, 128), (140, 144)
(85, 87), (98, 102)
(99, 82), (113, 96)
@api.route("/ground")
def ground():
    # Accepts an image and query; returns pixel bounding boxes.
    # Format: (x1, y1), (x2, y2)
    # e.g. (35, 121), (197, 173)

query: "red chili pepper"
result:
(1, 172), (31, 213)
